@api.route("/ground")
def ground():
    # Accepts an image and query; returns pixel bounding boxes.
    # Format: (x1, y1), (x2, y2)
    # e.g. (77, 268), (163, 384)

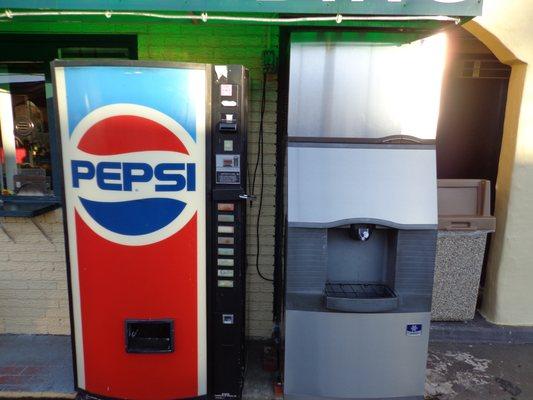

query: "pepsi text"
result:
(72, 160), (196, 192)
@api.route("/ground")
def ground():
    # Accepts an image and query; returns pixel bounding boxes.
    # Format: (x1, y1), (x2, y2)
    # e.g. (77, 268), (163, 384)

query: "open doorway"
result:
(435, 26), (511, 312)
(437, 27), (511, 211)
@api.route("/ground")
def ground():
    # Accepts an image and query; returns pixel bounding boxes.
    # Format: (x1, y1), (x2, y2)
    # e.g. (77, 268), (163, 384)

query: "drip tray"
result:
(324, 282), (399, 313)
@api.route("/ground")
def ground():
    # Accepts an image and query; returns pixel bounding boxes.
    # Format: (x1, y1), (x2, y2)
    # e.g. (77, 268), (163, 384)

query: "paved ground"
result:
(242, 342), (275, 399)
(0, 335), (73, 394)
(244, 342), (533, 400)
(426, 343), (533, 400)
(1, 335), (533, 399)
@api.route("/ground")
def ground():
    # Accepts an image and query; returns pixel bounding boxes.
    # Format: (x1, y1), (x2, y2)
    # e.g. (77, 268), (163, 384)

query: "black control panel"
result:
(209, 65), (249, 399)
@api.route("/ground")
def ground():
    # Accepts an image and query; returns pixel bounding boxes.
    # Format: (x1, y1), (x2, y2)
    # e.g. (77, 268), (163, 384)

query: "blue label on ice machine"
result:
(406, 324), (423, 336)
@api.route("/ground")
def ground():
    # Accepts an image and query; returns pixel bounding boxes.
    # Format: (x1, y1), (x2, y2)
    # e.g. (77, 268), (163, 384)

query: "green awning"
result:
(0, 0), (483, 17)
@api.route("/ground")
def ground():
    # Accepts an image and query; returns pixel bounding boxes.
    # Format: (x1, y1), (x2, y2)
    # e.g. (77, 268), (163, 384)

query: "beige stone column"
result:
(464, 0), (533, 325)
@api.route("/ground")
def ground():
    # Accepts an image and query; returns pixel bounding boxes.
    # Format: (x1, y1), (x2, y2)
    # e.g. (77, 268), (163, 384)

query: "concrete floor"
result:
(426, 343), (533, 400)
(0, 335), (73, 395)
(244, 342), (533, 400)
(1, 336), (533, 399)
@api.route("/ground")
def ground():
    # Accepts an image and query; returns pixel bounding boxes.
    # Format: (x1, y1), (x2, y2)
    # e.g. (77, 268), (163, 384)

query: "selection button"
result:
(218, 236), (235, 245)
(217, 258), (235, 267)
(217, 203), (235, 212)
(218, 269), (234, 278)
(218, 248), (235, 256)
(218, 226), (235, 234)
(218, 214), (235, 223)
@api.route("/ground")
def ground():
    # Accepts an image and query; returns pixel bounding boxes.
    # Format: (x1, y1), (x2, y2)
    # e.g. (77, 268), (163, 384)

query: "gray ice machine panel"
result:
(288, 145), (438, 229)
(286, 228), (328, 294)
(284, 310), (430, 400)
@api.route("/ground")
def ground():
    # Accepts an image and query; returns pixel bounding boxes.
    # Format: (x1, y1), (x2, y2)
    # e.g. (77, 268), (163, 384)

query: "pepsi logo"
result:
(66, 104), (203, 246)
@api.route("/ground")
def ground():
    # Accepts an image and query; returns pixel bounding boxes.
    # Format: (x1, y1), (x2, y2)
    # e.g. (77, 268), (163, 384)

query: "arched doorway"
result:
(463, 16), (530, 325)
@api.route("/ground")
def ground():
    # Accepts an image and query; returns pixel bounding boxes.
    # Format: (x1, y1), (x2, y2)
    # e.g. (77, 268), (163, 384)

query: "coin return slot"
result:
(219, 122), (238, 132)
(125, 320), (173, 353)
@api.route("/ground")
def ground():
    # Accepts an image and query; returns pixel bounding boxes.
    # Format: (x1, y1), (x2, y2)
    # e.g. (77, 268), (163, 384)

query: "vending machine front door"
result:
(53, 61), (208, 400)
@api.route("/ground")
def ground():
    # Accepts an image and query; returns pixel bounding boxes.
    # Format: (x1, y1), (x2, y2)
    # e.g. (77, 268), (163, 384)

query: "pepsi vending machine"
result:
(52, 61), (248, 400)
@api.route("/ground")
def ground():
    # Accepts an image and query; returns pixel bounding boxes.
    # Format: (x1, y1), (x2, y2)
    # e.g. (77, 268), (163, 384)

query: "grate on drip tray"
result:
(325, 283), (396, 300)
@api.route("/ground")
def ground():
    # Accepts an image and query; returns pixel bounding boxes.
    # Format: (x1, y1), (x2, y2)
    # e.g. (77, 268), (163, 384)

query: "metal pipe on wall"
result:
(0, 88), (17, 191)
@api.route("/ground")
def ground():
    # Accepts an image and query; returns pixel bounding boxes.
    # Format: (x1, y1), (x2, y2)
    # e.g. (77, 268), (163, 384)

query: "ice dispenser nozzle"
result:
(349, 224), (373, 242)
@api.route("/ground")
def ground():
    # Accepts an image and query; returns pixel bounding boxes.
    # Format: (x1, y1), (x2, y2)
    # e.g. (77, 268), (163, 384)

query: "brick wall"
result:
(0, 210), (69, 334)
(0, 21), (279, 339)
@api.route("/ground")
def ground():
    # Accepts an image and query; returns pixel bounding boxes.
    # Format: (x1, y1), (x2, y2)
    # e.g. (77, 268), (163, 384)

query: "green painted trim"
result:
(290, 30), (429, 45)
(0, 0), (483, 16)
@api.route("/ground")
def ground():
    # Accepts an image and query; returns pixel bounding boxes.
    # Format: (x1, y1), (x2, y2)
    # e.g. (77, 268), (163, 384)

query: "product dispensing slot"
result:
(125, 320), (174, 353)
(219, 122), (238, 132)
(323, 225), (399, 313)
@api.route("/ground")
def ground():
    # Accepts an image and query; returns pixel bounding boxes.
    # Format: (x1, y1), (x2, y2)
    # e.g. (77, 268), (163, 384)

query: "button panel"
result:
(211, 65), (247, 399)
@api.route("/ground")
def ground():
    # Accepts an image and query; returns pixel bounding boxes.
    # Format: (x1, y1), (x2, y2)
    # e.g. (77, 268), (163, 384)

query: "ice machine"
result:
(284, 33), (447, 400)
(52, 61), (249, 400)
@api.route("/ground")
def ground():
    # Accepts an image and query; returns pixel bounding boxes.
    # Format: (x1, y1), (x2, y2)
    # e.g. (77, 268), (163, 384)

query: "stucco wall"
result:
(465, 0), (533, 325)
(0, 22), (278, 338)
